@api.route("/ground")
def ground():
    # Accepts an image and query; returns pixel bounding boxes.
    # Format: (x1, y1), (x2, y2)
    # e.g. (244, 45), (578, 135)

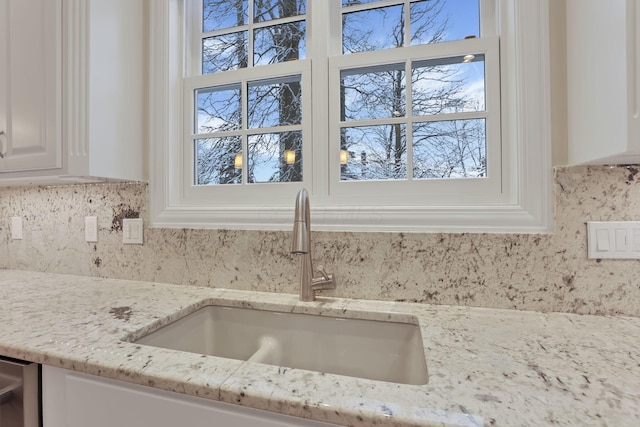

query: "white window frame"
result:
(325, 38), (501, 206)
(148, 0), (552, 232)
(182, 61), (312, 203)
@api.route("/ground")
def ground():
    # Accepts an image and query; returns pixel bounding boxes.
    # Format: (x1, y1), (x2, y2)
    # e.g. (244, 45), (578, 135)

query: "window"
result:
(148, 0), (552, 232)
(327, 1), (501, 206)
(188, 1), (308, 187)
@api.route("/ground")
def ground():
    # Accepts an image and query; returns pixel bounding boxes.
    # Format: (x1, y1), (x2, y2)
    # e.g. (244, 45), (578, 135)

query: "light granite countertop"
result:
(0, 270), (639, 426)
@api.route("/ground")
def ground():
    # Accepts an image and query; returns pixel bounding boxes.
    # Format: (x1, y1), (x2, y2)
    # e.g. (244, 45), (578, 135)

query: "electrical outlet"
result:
(85, 216), (98, 242)
(11, 216), (22, 240)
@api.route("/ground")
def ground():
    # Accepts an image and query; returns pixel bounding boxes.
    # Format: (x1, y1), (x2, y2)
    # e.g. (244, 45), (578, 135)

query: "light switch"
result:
(588, 221), (640, 259)
(85, 216), (98, 242)
(11, 216), (22, 240)
(123, 218), (143, 245)
(615, 229), (628, 251)
(595, 228), (610, 251)
(633, 229), (640, 252)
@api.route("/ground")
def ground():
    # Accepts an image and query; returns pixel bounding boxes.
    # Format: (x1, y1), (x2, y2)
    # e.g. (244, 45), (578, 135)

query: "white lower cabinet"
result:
(42, 366), (339, 427)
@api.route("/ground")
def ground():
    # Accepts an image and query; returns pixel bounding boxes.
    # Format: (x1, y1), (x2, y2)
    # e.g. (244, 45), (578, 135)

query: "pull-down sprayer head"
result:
(291, 188), (310, 255)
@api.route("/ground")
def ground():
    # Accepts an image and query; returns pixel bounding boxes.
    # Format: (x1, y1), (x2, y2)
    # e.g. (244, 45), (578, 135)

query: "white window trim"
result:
(148, 0), (552, 233)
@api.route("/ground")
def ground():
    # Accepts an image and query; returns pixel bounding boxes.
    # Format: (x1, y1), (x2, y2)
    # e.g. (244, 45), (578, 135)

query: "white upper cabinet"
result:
(567, 0), (640, 165)
(0, 0), (146, 184)
(0, 0), (61, 173)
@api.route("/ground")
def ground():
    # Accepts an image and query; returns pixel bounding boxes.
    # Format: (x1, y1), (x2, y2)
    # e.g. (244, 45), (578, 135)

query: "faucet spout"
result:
(291, 189), (310, 255)
(290, 189), (336, 301)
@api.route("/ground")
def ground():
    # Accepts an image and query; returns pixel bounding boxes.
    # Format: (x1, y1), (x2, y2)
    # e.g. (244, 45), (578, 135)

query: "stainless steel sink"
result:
(135, 305), (428, 385)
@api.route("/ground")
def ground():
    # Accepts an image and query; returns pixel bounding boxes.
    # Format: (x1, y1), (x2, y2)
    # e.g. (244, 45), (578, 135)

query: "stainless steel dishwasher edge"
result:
(0, 357), (41, 427)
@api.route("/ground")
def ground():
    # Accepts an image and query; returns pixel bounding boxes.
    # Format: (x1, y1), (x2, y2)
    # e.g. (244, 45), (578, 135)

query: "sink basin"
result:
(135, 305), (428, 385)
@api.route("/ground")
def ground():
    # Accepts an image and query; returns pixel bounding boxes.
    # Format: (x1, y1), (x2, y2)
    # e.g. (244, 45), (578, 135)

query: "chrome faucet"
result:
(291, 189), (336, 301)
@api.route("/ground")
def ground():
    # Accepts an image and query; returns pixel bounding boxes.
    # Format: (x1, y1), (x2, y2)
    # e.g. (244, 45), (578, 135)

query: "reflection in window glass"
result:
(341, 64), (405, 121)
(340, 125), (406, 181)
(203, 32), (248, 74)
(413, 119), (486, 179)
(412, 55), (485, 116)
(254, 22), (306, 66)
(254, 0), (306, 23)
(248, 75), (302, 129)
(203, 0), (248, 32)
(342, 5), (403, 54)
(196, 85), (242, 133)
(195, 137), (243, 185)
(248, 131), (303, 182)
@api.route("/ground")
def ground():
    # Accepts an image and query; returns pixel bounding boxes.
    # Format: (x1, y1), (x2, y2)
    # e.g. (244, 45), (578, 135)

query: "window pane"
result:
(203, 32), (248, 74)
(254, 0), (306, 23)
(254, 22), (306, 66)
(341, 64), (405, 121)
(203, 0), (248, 32)
(340, 125), (406, 181)
(195, 137), (243, 185)
(248, 131), (302, 182)
(413, 119), (486, 179)
(342, 1), (480, 53)
(410, 0), (480, 45)
(342, 5), (403, 54)
(412, 55), (485, 116)
(196, 85), (242, 133)
(248, 76), (302, 129)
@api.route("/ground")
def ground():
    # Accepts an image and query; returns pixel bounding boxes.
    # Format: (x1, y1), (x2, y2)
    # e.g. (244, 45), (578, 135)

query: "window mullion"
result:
(309, 0), (331, 199)
(404, 0), (410, 47)
(241, 77), (248, 185)
(248, 1), (254, 68)
(406, 59), (413, 180)
(247, 124), (303, 135)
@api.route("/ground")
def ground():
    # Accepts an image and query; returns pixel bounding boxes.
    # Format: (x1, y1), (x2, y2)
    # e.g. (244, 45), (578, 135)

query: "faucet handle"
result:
(312, 265), (336, 293)
(316, 265), (331, 281)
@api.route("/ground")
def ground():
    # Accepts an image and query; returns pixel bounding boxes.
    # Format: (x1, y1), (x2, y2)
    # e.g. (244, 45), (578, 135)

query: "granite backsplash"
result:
(1, 165), (639, 317)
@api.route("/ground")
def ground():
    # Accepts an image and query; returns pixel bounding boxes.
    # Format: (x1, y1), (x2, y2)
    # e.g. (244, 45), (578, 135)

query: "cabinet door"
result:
(0, 0), (61, 173)
(567, 0), (640, 164)
(42, 366), (339, 427)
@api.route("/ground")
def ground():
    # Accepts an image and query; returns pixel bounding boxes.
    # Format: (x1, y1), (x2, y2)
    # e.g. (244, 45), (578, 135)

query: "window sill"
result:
(149, 203), (552, 233)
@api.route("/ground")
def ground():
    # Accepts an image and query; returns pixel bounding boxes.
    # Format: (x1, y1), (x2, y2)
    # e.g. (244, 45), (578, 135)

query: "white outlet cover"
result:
(85, 216), (98, 242)
(11, 216), (23, 240)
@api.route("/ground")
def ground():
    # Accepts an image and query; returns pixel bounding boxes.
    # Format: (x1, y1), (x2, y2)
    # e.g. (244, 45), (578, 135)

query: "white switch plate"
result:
(587, 221), (640, 259)
(11, 216), (22, 240)
(122, 218), (143, 245)
(85, 216), (98, 242)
